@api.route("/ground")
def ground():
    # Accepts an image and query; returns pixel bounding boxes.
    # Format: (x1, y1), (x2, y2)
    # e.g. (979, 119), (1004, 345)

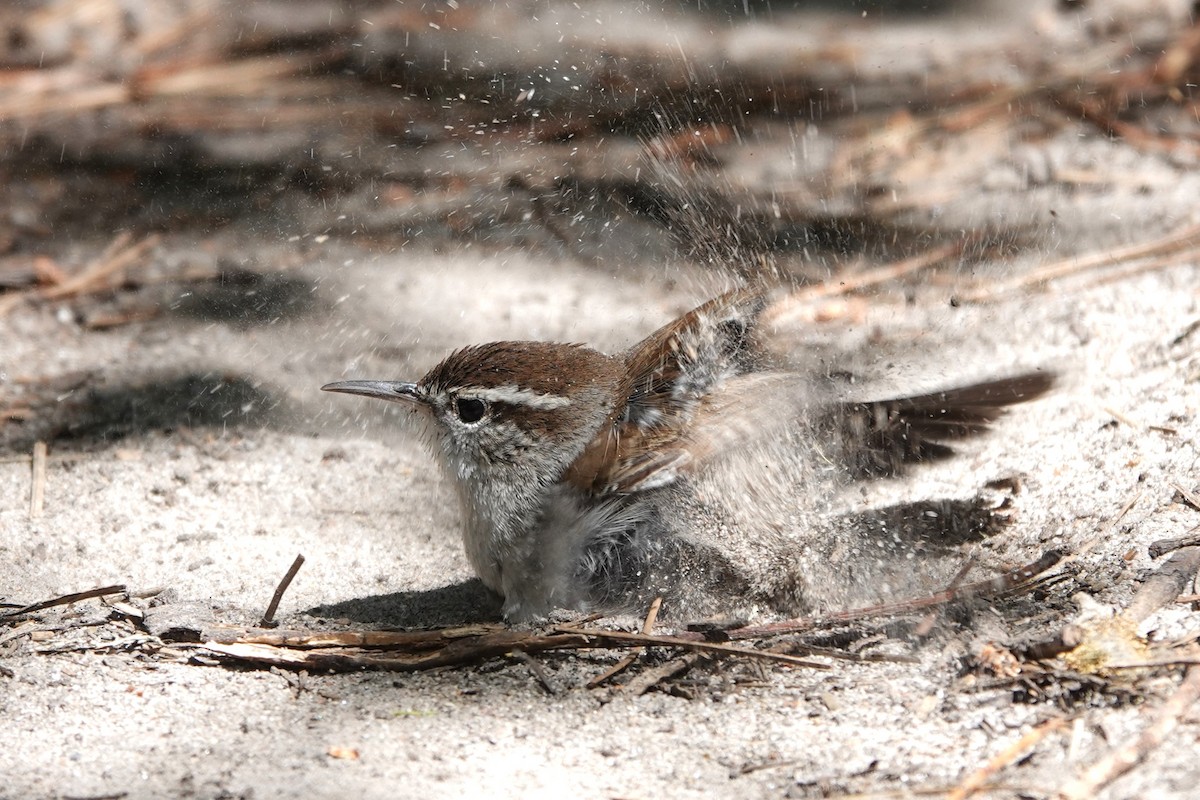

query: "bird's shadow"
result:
(307, 579), (503, 628)
(844, 495), (1014, 552)
(304, 495), (1015, 629)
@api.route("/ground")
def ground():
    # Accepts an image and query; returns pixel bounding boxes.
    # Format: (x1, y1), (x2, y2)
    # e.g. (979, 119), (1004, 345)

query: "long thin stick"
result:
(948, 718), (1066, 800)
(587, 596), (663, 688)
(959, 222), (1200, 302)
(765, 241), (963, 329)
(1056, 667), (1200, 800)
(40, 234), (160, 301)
(728, 549), (1064, 641)
(259, 554), (305, 628)
(1, 584), (127, 619)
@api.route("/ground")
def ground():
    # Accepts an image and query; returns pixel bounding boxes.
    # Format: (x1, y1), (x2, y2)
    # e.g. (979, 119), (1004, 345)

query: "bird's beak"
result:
(321, 380), (423, 406)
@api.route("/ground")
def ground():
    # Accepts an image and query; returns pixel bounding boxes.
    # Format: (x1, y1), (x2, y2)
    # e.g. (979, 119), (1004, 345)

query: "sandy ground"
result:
(3, 2), (1200, 799)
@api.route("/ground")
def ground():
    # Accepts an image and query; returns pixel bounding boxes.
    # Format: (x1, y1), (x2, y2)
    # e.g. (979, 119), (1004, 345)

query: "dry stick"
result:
(29, 441), (46, 518)
(22, 230), (133, 301)
(1171, 318), (1200, 348)
(767, 639), (919, 665)
(84, 307), (163, 330)
(258, 554), (305, 628)
(0, 452), (92, 465)
(624, 653), (703, 696)
(797, 241), (964, 299)
(1102, 405), (1140, 430)
(1171, 482), (1200, 513)
(1058, 491), (1143, 568)
(213, 624), (507, 648)
(1, 585), (127, 619)
(0, 622), (46, 648)
(1123, 547), (1200, 625)
(1086, 247), (1200, 292)
(725, 549), (1064, 641)
(913, 555), (976, 638)
(947, 718), (1067, 800)
(1104, 657), (1200, 669)
(511, 651), (559, 695)
(41, 234), (160, 301)
(135, 51), (339, 98)
(765, 241), (962, 329)
(0, 233), (160, 318)
(1055, 667), (1200, 800)
(1063, 94), (1200, 159)
(1148, 525), (1200, 559)
(554, 612), (605, 630)
(204, 635), (585, 672)
(587, 596), (663, 688)
(958, 222), (1200, 303)
(1019, 541), (1200, 661)
(563, 628), (832, 670)
(205, 627), (830, 673)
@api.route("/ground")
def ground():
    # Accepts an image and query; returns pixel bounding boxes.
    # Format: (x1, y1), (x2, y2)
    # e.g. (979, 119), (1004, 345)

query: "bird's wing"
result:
(564, 287), (1056, 495)
(565, 289), (774, 495)
(828, 371), (1056, 478)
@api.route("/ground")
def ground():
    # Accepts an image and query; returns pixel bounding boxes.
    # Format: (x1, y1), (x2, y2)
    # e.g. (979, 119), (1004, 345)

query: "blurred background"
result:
(1, 0), (1198, 447)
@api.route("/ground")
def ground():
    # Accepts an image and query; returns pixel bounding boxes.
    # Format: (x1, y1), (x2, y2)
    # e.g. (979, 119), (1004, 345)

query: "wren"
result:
(323, 289), (1053, 621)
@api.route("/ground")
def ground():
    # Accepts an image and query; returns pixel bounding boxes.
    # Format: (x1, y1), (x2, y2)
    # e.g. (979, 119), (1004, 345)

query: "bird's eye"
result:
(454, 397), (487, 423)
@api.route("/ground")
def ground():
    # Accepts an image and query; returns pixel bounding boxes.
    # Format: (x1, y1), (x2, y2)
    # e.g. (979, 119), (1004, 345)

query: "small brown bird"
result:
(324, 289), (1052, 621)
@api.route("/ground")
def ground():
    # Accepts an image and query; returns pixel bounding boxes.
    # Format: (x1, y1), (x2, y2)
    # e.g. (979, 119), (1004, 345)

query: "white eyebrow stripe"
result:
(463, 385), (573, 409)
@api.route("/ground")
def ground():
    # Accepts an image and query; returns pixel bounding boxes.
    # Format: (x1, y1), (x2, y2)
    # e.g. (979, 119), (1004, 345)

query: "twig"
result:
(802, 241), (963, 299)
(957, 222), (1200, 303)
(0, 622), (45, 648)
(0, 234), (161, 318)
(1104, 657), (1200, 669)
(202, 632), (586, 671)
(1102, 406), (1139, 430)
(511, 651), (559, 695)
(913, 556), (976, 638)
(1, 584), (127, 619)
(259, 554), (305, 628)
(563, 627), (831, 669)
(1148, 525), (1200, 559)
(1124, 547), (1200, 625)
(1055, 667), (1200, 800)
(765, 242), (962, 328)
(1019, 544), (1200, 663)
(1171, 319), (1200, 348)
(624, 652), (704, 696)
(29, 441), (47, 518)
(1171, 483), (1200, 513)
(947, 717), (1066, 800)
(768, 640), (919, 665)
(211, 624), (506, 648)
(1084, 248), (1200, 293)
(587, 596), (662, 688)
(41, 233), (160, 301)
(202, 623), (831, 674)
(552, 613), (604, 630)
(726, 549), (1064, 641)
(1061, 491), (1142, 565)
(84, 307), (163, 330)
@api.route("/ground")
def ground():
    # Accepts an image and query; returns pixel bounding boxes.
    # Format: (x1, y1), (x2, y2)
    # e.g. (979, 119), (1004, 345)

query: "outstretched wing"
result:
(565, 289), (773, 495)
(830, 371), (1056, 478)
(564, 287), (1056, 495)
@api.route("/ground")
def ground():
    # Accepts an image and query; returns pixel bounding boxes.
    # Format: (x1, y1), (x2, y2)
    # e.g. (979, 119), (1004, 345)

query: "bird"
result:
(323, 288), (1054, 622)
